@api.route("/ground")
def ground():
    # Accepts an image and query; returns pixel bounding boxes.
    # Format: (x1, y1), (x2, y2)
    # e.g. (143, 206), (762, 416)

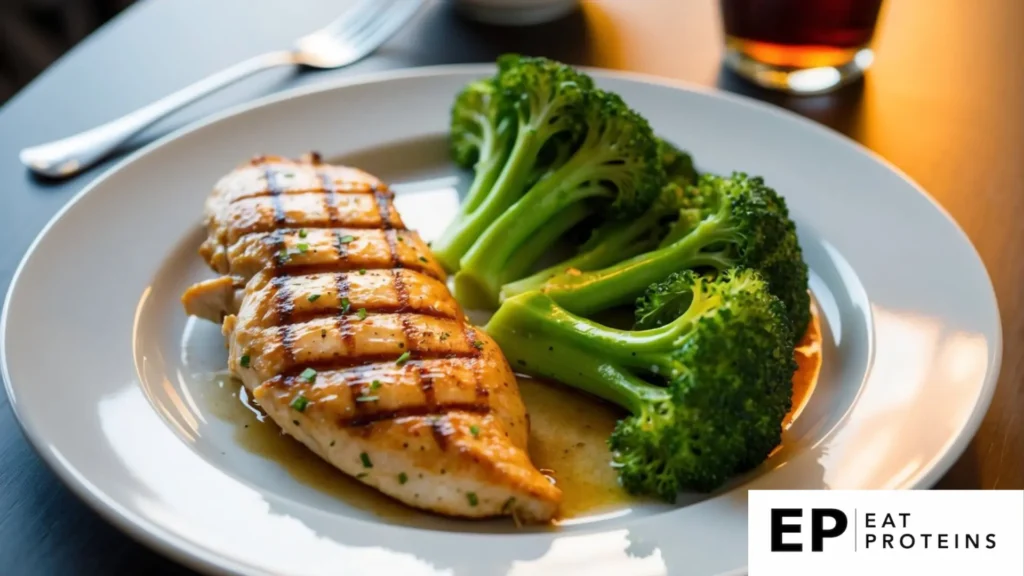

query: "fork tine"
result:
(346, 0), (425, 58)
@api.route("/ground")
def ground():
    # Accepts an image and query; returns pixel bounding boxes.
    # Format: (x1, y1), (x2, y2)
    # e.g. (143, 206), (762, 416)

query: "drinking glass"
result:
(720, 0), (885, 94)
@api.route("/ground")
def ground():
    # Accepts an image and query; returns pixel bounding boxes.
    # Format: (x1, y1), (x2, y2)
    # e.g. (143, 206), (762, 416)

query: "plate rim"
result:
(1, 63), (1003, 576)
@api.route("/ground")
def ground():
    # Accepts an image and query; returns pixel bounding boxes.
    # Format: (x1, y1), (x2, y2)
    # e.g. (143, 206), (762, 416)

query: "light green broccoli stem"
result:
(431, 126), (543, 272)
(500, 208), (664, 300)
(484, 306), (667, 415)
(541, 215), (737, 316)
(500, 203), (593, 287)
(456, 175), (609, 307)
(489, 291), (714, 376)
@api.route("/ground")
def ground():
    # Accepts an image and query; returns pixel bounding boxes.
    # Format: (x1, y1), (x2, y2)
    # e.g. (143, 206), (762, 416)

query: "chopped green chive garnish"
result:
(472, 340), (484, 350)
(470, 425), (480, 437)
(360, 452), (373, 468)
(398, 472), (408, 485)
(370, 380), (382, 390)
(239, 354), (251, 368)
(356, 395), (379, 403)
(299, 367), (317, 382)
(357, 308), (368, 320)
(340, 297), (351, 314)
(396, 236), (404, 243)
(439, 332), (449, 341)
(307, 293), (320, 302)
(338, 235), (355, 244)
(418, 256), (428, 263)
(395, 351), (411, 365)
(467, 492), (478, 507)
(290, 395), (309, 412)
(359, 268), (367, 275)
(298, 228), (308, 238)
(296, 242), (309, 253)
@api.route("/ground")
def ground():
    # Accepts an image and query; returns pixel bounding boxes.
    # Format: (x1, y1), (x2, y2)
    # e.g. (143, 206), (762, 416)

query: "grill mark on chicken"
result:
(284, 304), (456, 326)
(374, 184), (395, 231)
(460, 325), (490, 400)
(430, 415), (452, 451)
(264, 165), (288, 228)
(319, 171), (339, 227)
(339, 404), (490, 429)
(334, 273), (356, 354)
(263, 167), (299, 365)
(268, 261), (440, 281)
(394, 266), (442, 444)
(270, 276), (297, 367)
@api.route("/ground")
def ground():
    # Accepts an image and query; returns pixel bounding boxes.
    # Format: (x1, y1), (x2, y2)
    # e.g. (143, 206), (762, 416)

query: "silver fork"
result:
(20, 0), (427, 179)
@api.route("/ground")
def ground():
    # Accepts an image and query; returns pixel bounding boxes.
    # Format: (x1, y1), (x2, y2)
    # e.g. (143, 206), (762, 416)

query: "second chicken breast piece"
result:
(224, 267), (563, 522)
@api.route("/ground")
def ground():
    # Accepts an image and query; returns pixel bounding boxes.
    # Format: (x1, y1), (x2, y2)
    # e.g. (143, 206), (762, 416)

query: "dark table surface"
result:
(1, 0), (1022, 573)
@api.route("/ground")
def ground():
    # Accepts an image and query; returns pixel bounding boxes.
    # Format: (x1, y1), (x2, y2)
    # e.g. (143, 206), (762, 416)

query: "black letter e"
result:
(771, 508), (803, 552)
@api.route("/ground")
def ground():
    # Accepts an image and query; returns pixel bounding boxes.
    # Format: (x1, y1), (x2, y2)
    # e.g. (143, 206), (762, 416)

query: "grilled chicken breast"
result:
(183, 154), (562, 522)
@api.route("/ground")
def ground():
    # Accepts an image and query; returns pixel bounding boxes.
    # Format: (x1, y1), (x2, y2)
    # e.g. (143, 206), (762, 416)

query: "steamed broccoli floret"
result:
(658, 137), (699, 189)
(454, 89), (663, 308)
(431, 54), (593, 272)
(485, 269), (796, 499)
(514, 172), (811, 336)
(446, 78), (515, 223)
(500, 139), (699, 300)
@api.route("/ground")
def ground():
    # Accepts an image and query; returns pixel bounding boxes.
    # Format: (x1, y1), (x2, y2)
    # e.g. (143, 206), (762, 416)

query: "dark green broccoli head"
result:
(611, 268), (797, 497)
(667, 173), (811, 336)
(566, 89), (663, 217)
(450, 78), (513, 169)
(657, 138), (699, 188)
(495, 54), (593, 138)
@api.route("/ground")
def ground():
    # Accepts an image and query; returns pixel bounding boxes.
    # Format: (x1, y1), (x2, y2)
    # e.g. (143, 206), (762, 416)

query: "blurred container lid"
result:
(452, 0), (580, 26)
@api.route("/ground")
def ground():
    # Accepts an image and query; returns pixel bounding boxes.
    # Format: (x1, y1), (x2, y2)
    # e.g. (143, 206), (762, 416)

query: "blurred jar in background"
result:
(453, 0), (580, 26)
(721, 0), (884, 94)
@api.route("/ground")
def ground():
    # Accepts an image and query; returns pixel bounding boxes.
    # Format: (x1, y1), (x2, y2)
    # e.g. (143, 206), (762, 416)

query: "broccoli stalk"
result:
(500, 140), (700, 301)
(500, 182), (691, 300)
(486, 269), (796, 499)
(430, 55), (592, 272)
(510, 172), (811, 336)
(454, 89), (663, 309)
(444, 78), (515, 230)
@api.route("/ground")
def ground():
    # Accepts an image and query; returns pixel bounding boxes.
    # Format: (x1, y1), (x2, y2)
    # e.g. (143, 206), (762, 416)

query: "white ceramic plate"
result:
(1, 65), (1001, 576)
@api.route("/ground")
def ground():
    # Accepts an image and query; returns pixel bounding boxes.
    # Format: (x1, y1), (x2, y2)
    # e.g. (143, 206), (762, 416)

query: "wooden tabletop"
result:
(0, 0), (1020, 573)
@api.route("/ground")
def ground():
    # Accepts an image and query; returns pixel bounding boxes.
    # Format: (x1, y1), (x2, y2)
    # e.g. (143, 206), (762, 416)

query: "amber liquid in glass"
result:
(722, 0), (883, 68)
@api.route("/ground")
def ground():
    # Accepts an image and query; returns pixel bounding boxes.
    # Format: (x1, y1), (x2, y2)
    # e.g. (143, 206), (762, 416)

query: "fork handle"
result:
(20, 50), (296, 178)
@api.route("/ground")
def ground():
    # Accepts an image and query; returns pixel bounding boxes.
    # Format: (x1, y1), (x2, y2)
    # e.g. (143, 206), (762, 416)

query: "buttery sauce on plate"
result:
(207, 305), (822, 523)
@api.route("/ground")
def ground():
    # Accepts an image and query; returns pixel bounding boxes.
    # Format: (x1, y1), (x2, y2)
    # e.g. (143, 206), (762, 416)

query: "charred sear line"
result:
(320, 171), (338, 227)
(430, 415), (450, 451)
(273, 353), (481, 381)
(285, 305), (457, 326)
(225, 184), (379, 205)
(417, 364), (436, 410)
(264, 167), (288, 227)
(384, 230), (401, 268)
(335, 273), (355, 351)
(374, 185), (396, 230)
(271, 276), (297, 366)
(268, 261), (441, 281)
(336, 404), (489, 429)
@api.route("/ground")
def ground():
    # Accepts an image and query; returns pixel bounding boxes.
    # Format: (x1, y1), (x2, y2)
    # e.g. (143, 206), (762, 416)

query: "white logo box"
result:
(748, 490), (1024, 576)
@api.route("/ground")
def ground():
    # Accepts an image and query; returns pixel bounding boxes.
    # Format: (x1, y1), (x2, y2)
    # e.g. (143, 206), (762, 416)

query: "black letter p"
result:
(811, 509), (848, 552)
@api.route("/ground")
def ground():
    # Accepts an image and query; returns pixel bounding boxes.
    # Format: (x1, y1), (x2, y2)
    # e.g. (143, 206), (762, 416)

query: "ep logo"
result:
(771, 508), (849, 552)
